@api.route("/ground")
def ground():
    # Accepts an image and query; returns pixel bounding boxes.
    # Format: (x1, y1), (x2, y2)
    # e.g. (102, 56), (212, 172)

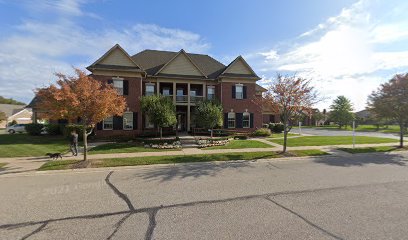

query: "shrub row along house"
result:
(31, 44), (271, 137)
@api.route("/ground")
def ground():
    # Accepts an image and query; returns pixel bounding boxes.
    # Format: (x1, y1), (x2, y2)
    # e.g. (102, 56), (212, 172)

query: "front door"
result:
(177, 113), (187, 132)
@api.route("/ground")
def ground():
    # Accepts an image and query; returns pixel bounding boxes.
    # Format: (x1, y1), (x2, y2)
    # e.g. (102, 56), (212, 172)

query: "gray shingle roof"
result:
(0, 104), (25, 117)
(131, 50), (227, 79)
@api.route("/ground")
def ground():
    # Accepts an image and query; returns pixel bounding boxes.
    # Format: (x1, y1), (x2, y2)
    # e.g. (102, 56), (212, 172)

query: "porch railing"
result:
(176, 95), (188, 103)
(190, 95), (204, 103)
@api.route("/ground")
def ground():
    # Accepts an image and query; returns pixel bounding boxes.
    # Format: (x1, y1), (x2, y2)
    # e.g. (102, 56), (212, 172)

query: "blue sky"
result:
(1, 0), (408, 111)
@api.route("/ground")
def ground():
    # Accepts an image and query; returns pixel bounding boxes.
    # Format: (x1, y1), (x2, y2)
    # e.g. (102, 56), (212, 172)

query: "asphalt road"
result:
(1, 152), (408, 239)
(291, 127), (401, 139)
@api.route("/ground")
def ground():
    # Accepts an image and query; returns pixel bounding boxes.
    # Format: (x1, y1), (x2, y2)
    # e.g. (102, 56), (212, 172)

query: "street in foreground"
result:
(1, 152), (408, 240)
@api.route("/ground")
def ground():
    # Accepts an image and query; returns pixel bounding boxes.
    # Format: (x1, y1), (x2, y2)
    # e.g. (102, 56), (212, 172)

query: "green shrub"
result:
(252, 128), (271, 137)
(45, 124), (62, 135)
(269, 123), (284, 133)
(25, 123), (44, 136)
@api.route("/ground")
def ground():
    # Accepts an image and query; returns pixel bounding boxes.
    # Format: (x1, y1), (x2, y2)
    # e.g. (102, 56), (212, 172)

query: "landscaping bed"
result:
(203, 139), (272, 150)
(38, 150), (329, 170)
(269, 136), (398, 147)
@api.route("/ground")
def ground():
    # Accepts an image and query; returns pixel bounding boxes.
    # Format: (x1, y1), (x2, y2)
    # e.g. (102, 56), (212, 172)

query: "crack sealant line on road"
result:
(264, 196), (344, 240)
(2, 180), (408, 233)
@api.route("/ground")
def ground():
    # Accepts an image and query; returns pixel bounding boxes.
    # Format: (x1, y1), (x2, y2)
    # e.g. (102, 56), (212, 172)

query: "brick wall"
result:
(220, 82), (262, 131)
(91, 74), (143, 136)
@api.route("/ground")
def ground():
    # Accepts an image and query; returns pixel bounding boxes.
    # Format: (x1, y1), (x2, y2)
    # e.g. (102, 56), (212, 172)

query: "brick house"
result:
(32, 44), (267, 137)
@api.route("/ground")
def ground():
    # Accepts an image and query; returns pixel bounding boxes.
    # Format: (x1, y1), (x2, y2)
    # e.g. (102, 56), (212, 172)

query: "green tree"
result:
(329, 96), (354, 129)
(140, 95), (177, 139)
(368, 73), (408, 147)
(194, 100), (223, 138)
(0, 96), (25, 105)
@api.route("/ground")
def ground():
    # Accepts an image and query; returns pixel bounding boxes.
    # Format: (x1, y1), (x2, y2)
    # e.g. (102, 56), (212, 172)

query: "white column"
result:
(173, 82), (176, 104)
(157, 81), (160, 95)
(203, 83), (206, 99)
(187, 83), (191, 131)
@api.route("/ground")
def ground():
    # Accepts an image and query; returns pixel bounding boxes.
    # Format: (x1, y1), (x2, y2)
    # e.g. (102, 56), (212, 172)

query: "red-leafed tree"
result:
(257, 74), (319, 152)
(36, 68), (126, 162)
(368, 73), (408, 148)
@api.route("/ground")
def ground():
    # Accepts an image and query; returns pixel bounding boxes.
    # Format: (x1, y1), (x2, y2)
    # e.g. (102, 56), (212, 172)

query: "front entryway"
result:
(177, 112), (187, 132)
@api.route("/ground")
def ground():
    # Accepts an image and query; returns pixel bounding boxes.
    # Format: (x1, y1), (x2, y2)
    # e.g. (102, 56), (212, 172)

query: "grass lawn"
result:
(268, 133), (297, 139)
(38, 149), (329, 170)
(269, 136), (398, 147)
(203, 140), (272, 150)
(89, 142), (180, 154)
(338, 146), (408, 154)
(307, 125), (404, 134)
(0, 134), (69, 157)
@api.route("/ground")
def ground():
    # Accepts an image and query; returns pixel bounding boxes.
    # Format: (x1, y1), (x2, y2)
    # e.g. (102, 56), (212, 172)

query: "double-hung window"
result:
(113, 79), (124, 95)
(163, 88), (171, 96)
(228, 112), (236, 128)
(235, 84), (243, 99)
(123, 112), (133, 130)
(207, 86), (215, 100)
(145, 84), (155, 96)
(103, 116), (113, 130)
(243, 112), (250, 128)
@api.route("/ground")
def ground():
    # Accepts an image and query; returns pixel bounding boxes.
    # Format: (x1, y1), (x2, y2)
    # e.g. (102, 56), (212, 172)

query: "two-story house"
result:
(34, 44), (266, 137)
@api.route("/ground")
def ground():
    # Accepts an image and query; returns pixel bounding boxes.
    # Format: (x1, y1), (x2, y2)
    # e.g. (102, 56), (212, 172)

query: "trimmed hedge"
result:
(45, 124), (63, 135)
(268, 123), (284, 133)
(252, 128), (271, 137)
(25, 123), (44, 136)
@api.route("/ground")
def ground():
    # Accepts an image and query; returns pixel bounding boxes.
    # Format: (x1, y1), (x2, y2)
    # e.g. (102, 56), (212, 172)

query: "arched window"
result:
(228, 112), (235, 128)
(243, 112), (250, 128)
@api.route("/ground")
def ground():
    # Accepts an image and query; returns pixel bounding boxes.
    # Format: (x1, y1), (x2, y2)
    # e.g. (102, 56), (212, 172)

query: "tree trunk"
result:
(283, 119), (288, 153)
(210, 128), (213, 138)
(160, 127), (163, 139)
(83, 124), (88, 162)
(399, 123), (404, 148)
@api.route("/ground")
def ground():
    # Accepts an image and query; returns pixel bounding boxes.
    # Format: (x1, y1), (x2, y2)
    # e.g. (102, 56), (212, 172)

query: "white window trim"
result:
(243, 112), (250, 128)
(123, 112), (133, 130)
(235, 84), (243, 100)
(103, 116), (113, 130)
(145, 83), (155, 96)
(228, 112), (236, 129)
(207, 86), (215, 99)
(112, 77), (124, 96)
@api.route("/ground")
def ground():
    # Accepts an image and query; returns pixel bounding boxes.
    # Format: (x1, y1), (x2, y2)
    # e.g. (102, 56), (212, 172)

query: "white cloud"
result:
(254, 0), (408, 111)
(0, 13), (209, 103)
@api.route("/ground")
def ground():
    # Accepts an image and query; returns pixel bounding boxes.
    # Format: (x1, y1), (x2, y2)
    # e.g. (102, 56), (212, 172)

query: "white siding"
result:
(99, 48), (136, 66)
(225, 59), (253, 74)
(161, 53), (203, 76)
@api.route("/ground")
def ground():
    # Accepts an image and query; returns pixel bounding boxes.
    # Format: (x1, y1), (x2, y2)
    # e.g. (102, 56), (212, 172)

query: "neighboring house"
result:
(0, 104), (32, 128)
(30, 44), (265, 137)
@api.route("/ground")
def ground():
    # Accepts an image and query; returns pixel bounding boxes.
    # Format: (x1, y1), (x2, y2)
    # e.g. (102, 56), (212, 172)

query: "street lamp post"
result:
(352, 120), (356, 149)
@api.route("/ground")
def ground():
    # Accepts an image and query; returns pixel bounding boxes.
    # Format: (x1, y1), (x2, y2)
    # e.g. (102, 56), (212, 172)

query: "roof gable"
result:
(156, 50), (207, 77)
(87, 44), (142, 71)
(223, 56), (257, 76)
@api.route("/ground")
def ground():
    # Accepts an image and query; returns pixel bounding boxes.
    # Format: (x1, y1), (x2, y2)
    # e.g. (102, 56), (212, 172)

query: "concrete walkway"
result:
(0, 138), (403, 175)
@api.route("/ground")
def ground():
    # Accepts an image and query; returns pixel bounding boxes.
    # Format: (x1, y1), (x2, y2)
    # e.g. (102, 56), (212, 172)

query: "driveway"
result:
(1, 152), (408, 239)
(291, 127), (401, 139)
